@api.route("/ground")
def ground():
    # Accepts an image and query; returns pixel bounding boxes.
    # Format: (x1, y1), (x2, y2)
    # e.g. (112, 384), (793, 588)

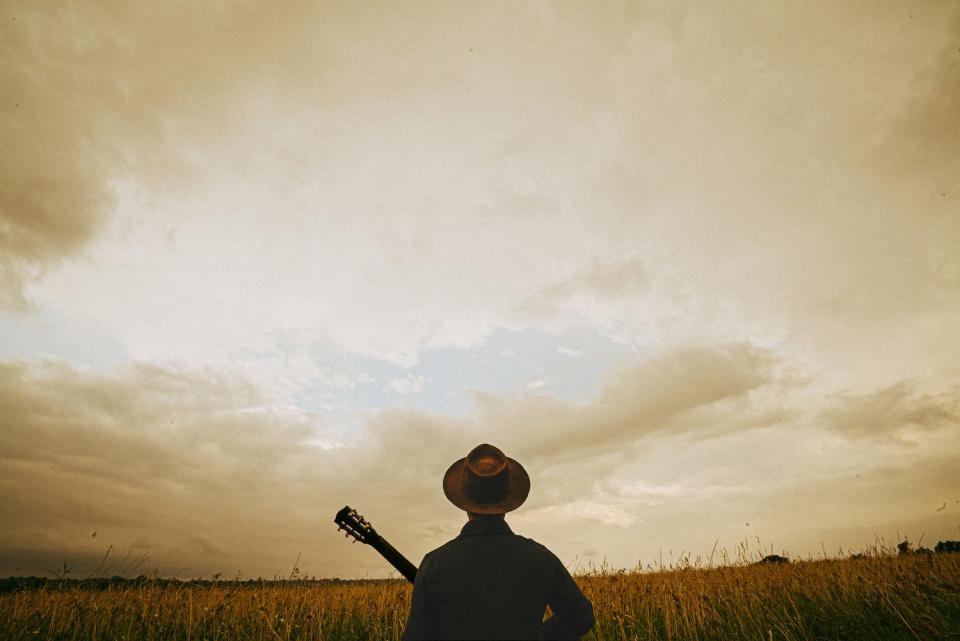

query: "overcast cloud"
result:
(1, 1), (959, 578)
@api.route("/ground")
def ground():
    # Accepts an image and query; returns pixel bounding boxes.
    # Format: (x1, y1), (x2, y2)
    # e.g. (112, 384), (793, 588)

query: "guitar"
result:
(334, 505), (418, 583)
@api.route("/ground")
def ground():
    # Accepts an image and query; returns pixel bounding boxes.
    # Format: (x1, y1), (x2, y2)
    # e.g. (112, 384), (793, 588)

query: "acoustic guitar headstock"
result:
(334, 506), (380, 545)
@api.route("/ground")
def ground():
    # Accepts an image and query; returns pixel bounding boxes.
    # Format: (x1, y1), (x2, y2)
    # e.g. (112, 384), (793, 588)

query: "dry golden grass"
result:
(2, 552), (958, 640)
(577, 553), (960, 640)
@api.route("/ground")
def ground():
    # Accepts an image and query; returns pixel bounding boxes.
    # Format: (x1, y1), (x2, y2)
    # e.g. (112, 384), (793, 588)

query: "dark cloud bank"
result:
(1, 346), (957, 578)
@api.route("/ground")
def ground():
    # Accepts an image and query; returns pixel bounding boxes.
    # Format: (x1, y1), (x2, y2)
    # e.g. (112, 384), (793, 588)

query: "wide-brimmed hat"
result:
(443, 444), (530, 514)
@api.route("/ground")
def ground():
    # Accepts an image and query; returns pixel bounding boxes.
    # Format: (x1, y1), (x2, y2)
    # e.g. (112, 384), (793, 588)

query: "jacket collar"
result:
(458, 517), (513, 537)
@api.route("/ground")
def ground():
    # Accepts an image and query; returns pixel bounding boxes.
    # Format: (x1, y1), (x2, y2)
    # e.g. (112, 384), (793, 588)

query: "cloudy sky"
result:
(2, 1), (958, 580)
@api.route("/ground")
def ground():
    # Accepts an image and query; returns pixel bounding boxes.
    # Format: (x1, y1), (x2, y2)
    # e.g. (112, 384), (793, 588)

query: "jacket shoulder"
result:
(513, 533), (557, 555)
(419, 538), (461, 565)
(504, 534), (566, 569)
(512, 533), (547, 549)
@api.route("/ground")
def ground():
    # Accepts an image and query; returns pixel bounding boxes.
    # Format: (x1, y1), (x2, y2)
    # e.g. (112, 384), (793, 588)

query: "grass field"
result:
(2, 552), (959, 640)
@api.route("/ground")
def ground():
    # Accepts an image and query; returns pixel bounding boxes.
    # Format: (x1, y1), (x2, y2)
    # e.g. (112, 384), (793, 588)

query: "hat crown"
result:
(467, 444), (507, 476)
(462, 444), (510, 504)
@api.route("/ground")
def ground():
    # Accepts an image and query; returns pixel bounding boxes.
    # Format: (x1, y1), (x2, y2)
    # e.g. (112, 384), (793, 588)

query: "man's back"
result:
(402, 516), (594, 640)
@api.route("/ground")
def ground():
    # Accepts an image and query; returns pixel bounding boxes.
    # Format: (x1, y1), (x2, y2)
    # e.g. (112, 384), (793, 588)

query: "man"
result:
(402, 444), (595, 641)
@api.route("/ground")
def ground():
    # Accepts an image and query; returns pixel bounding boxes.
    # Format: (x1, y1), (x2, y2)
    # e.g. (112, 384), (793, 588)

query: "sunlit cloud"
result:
(822, 382), (959, 443)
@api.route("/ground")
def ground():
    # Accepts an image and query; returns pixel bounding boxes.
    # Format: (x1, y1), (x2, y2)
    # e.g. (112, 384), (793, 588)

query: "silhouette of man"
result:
(402, 444), (595, 641)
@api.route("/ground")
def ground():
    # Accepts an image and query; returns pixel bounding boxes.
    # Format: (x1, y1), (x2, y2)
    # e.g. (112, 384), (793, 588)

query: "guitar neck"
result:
(369, 535), (418, 584)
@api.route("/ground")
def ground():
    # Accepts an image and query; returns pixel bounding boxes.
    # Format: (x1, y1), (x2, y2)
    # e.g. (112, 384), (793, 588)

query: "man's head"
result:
(443, 443), (529, 514)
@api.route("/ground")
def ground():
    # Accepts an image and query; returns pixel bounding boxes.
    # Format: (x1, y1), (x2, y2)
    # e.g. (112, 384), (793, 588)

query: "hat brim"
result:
(442, 456), (530, 514)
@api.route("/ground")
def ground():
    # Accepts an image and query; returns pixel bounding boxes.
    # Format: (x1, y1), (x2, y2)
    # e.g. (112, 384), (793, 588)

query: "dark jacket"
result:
(402, 517), (595, 640)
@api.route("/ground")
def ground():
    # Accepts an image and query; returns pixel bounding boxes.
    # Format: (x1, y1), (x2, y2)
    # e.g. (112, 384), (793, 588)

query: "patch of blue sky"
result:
(0, 308), (127, 370)
(290, 326), (635, 424)
(0, 313), (635, 439)
(416, 326), (635, 410)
